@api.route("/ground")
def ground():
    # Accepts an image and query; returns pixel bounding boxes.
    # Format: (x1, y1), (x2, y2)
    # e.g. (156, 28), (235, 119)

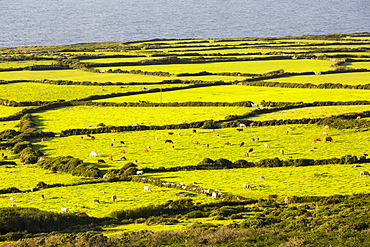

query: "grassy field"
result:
(93, 59), (334, 74)
(0, 34), (370, 244)
(94, 85), (370, 103)
(33, 106), (253, 132)
(0, 70), (248, 83)
(264, 71), (370, 85)
(248, 105), (370, 121)
(0, 82), (186, 102)
(0, 106), (27, 117)
(33, 125), (369, 171)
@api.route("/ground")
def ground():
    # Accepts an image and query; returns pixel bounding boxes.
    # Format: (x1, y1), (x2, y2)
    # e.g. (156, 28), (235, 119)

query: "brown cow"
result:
(205, 144), (210, 148)
(223, 141), (231, 145)
(356, 116), (361, 120)
(144, 148), (149, 152)
(280, 149), (285, 155)
(192, 129), (197, 133)
(313, 138), (321, 142)
(120, 149), (126, 153)
(108, 156), (113, 161)
(193, 140), (200, 145)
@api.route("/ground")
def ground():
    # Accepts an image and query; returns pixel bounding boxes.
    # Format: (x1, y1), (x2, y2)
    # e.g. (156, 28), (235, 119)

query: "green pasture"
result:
(0, 180), (214, 218)
(80, 56), (156, 64)
(0, 120), (19, 132)
(33, 106), (252, 132)
(348, 61), (370, 70)
(0, 164), (88, 191)
(0, 82), (185, 102)
(149, 163), (370, 199)
(0, 60), (55, 69)
(264, 71), (370, 85)
(0, 106), (27, 118)
(93, 59), (334, 75)
(94, 85), (370, 103)
(0, 70), (247, 83)
(34, 125), (369, 171)
(248, 105), (370, 121)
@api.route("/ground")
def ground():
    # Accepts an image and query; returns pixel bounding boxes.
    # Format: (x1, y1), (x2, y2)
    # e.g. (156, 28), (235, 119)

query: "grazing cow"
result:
(165, 139), (174, 144)
(137, 170), (143, 175)
(92, 199), (100, 204)
(192, 129), (197, 133)
(240, 142), (245, 147)
(260, 175), (265, 180)
(356, 116), (361, 120)
(1, 153), (4, 157)
(89, 151), (98, 157)
(324, 125), (330, 129)
(120, 156), (126, 160)
(280, 149), (285, 155)
(236, 128), (243, 132)
(144, 148), (149, 152)
(285, 130), (289, 135)
(80, 136), (84, 140)
(11, 204), (16, 207)
(120, 141), (125, 144)
(111, 195), (117, 202)
(112, 139), (115, 142)
(171, 145), (175, 150)
(240, 123), (247, 128)
(97, 159), (106, 163)
(251, 138), (259, 142)
(284, 196), (289, 204)
(325, 136), (333, 142)
(223, 141), (231, 145)
(61, 207), (70, 213)
(178, 132), (182, 136)
(250, 122), (255, 127)
(108, 156), (113, 161)
(313, 138), (321, 142)
(322, 132), (328, 136)
(244, 152), (249, 157)
(134, 159), (139, 164)
(212, 191), (218, 199)
(242, 184), (252, 190)
(10, 197), (15, 202)
(360, 171), (370, 177)
(120, 149), (126, 153)
(216, 133), (220, 137)
(110, 143), (114, 147)
(193, 140), (200, 145)
(144, 185), (152, 192)
(264, 143), (270, 148)
(247, 148), (254, 153)
(40, 195), (45, 200)
(155, 137), (158, 141)
(168, 132), (174, 135)
(41, 138), (45, 142)
(205, 144), (210, 148)
(209, 129), (215, 133)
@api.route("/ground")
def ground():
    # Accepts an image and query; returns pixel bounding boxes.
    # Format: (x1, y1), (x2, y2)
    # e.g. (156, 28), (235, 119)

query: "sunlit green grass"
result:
(348, 62), (370, 70)
(0, 60), (55, 69)
(0, 120), (19, 132)
(0, 70), (248, 83)
(0, 106), (27, 118)
(94, 85), (370, 103)
(248, 105), (370, 121)
(0, 180), (214, 218)
(93, 59), (334, 74)
(0, 164), (89, 191)
(265, 71), (370, 85)
(149, 163), (370, 198)
(34, 125), (369, 171)
(0, 82), (185, 102)
(33, 106), (253, 132)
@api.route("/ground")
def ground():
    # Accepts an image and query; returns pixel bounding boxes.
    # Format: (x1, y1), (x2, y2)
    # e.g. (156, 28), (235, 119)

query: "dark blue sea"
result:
(1, 0), (369, 47)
